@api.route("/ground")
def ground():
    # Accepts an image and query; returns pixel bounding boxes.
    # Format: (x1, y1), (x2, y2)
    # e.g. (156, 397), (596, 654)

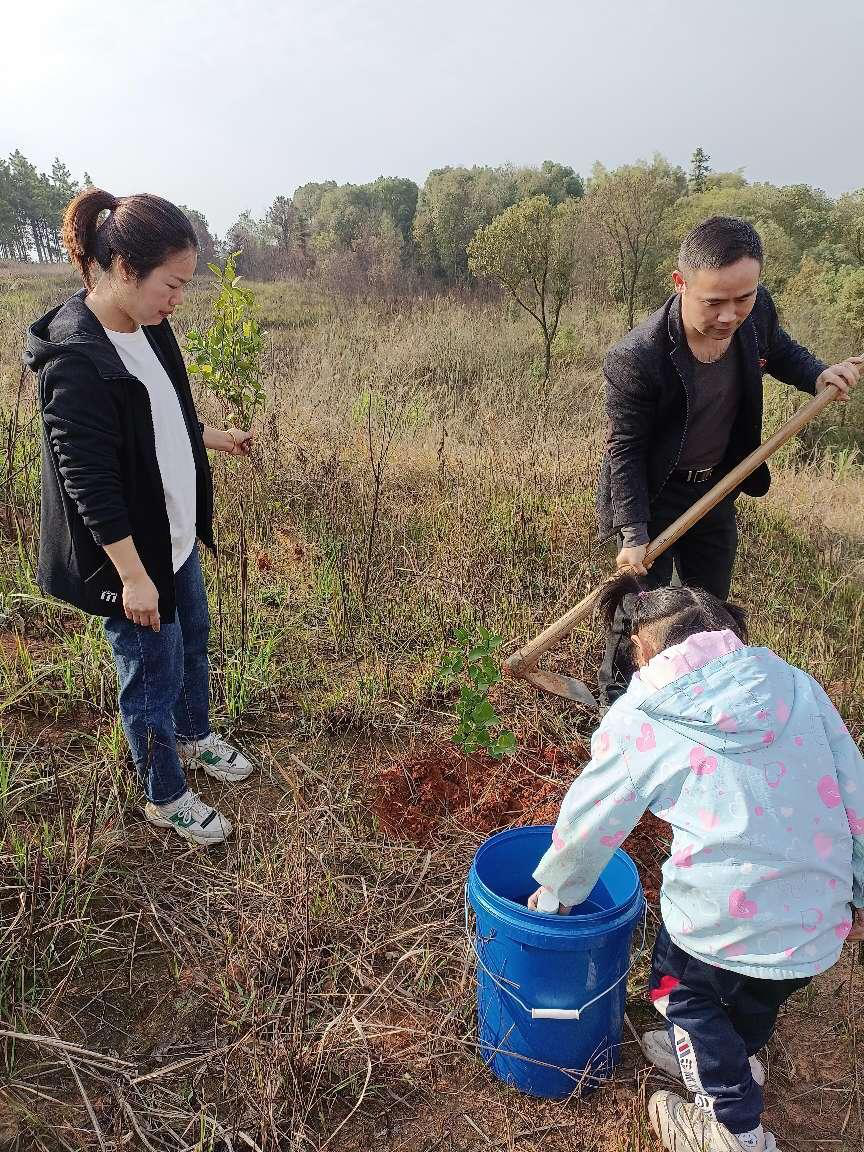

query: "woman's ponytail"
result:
(62, 188), (120, 289)
(61, 188), (197, 289)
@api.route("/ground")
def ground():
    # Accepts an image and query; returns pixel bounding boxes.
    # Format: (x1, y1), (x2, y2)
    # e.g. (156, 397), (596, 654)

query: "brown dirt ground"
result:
(5, 729), (862, 1150)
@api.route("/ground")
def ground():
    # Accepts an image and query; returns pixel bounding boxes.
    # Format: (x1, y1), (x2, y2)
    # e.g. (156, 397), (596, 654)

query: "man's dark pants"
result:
(598, 476), (738, 706)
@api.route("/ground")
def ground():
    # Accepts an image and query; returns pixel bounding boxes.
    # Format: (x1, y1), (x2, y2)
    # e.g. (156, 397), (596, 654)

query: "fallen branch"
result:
(0, 1028), (136, 1070)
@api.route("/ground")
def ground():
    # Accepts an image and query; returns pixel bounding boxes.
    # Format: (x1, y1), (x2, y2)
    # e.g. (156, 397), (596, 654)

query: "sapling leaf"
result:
(472, 698), (496, 725)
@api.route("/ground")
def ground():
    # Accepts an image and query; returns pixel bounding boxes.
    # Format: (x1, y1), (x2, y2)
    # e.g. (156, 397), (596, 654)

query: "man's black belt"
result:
(674, 466), (715, 483)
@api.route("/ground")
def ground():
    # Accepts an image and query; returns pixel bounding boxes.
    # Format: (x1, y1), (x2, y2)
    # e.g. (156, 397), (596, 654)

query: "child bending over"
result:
(529, 576), (864, 1152)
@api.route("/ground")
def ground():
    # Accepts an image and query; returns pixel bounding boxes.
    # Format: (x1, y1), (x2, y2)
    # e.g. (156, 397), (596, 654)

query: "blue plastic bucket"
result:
(467, 825), (645, 1099)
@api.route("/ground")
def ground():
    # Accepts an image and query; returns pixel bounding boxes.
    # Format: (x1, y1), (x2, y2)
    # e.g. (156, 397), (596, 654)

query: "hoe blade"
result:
(520, 669), (598, 709)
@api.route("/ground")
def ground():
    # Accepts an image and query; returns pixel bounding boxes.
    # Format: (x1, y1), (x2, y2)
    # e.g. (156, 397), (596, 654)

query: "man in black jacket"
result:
(597, 216), (861, 706)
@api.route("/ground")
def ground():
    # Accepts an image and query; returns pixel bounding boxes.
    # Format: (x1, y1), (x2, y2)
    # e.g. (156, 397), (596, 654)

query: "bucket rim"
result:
(468, 825), (643, 934)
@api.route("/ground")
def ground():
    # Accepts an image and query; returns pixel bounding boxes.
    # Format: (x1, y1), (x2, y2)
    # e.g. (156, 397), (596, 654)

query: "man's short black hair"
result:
(679, 216), (763, 272)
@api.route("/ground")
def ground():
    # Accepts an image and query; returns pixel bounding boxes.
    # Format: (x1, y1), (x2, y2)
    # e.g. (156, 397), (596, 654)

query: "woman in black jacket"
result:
(26, 188), (253, 846)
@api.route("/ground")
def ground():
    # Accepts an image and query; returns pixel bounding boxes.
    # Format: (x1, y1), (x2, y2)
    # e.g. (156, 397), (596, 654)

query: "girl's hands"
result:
(123, 571), (160, 631)
(224, 428), (253, 457)
(527, 887), (572, 915)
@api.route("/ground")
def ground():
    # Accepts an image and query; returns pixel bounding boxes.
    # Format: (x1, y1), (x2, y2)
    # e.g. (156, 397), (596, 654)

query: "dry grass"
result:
(1, 271), (862, 1150)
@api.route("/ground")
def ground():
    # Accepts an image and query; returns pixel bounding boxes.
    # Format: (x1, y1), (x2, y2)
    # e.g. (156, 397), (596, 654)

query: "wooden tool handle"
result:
(505, 384), (838, 676)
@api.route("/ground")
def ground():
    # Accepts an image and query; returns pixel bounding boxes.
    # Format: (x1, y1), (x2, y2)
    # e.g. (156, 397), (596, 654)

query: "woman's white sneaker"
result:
(643, 1029), (766, 1087)
(177, 733), (254, 782)
(144, 790), (233, 845)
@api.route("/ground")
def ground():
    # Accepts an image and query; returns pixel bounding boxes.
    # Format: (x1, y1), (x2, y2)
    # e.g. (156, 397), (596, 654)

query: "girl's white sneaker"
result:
(648, 1091), (778, 1152)
(177, 732), (253, 782)
(144, 789), (233, 845)
(643, 1029), (766, 1087)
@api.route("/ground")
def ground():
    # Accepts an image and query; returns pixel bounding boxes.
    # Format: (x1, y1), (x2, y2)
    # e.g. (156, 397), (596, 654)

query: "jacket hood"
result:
(25, 289), (164, 378)
(626, 630), (798, 755)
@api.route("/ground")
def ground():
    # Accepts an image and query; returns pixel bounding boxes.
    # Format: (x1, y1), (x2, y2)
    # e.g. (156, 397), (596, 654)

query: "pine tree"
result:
(689, 147), (711, 193)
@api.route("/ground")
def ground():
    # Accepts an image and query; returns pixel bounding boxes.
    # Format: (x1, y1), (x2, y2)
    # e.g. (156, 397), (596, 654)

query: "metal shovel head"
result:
(519, 668), (599, 709)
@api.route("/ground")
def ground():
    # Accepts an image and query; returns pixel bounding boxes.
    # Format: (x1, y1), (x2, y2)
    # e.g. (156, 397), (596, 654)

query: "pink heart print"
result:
(763, 761), (786, 788)
(691, 683), (704, 696)
(690, 746), (717, 776)
(794, 736), (804, 747)
(729, 889), (757, 919)
(635, 723), (656, 753)
(717, 712), (737, 732)
(762, 731), (776, 746)
(813, 832), (833, 859)
(835, 920), (853, 940)
(551, 827), (566, 851)
(672, 845), (693, 868)
(817, 775), (841, 809)
(600, 831), (627, 849)
(596, 731), (610, 754)
(847, 808), (864, 836)
(776, 700), (791, 725)
(698, 809), (717, 829)
(801, 908), (824, 933)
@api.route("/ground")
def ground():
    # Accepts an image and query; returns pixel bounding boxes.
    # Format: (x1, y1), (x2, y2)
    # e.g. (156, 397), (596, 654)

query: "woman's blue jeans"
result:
(104, 546), (211, 804)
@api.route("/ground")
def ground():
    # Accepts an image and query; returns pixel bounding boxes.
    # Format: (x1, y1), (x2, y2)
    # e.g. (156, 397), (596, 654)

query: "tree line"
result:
(218, 152), (864, 330)
(0, 151), (83, 262)
(0, 149), (215, 270)
(3, 147), (863, 357)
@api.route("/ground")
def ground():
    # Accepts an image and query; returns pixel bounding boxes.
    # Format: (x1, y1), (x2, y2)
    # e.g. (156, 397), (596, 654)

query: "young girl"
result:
(529, 575), (864, 1152)
(26, 189), (254, 846)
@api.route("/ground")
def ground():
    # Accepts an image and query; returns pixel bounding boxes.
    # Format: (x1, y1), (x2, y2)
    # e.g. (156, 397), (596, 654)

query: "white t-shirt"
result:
(104, 326), (197, 572)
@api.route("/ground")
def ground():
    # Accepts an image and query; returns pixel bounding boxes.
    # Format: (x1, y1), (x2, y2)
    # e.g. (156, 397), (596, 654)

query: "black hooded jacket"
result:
(25, 290), (214, 619)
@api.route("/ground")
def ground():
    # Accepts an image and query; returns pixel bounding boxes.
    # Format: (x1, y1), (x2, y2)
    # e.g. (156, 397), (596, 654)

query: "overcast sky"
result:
(4, 1), (862, 235)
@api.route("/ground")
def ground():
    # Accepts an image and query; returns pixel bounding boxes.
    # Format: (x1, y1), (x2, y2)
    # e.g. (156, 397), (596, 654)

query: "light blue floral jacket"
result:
(533, 630), (864, 978)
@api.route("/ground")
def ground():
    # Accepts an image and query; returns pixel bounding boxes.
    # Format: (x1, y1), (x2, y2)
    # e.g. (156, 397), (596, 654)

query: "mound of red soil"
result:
(373, 741), (668, 902)
(374, 742), (580, 843)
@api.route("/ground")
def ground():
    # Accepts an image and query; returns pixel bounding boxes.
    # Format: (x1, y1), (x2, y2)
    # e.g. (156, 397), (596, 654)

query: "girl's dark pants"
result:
(598, 477), (739, 707)
(650, 924), (810, 1133)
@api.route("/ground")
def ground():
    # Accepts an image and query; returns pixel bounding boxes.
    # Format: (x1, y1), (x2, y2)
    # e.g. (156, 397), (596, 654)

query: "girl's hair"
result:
(62, 188), (198, 290)
(596, 572), (748, 668)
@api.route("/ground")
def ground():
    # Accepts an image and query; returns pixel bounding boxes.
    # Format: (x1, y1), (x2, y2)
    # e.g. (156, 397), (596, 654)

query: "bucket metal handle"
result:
(465, 886), (648, 1022)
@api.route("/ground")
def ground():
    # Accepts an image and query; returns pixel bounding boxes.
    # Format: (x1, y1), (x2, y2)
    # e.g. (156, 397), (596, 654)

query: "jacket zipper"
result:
(83, 559), (110, 583)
